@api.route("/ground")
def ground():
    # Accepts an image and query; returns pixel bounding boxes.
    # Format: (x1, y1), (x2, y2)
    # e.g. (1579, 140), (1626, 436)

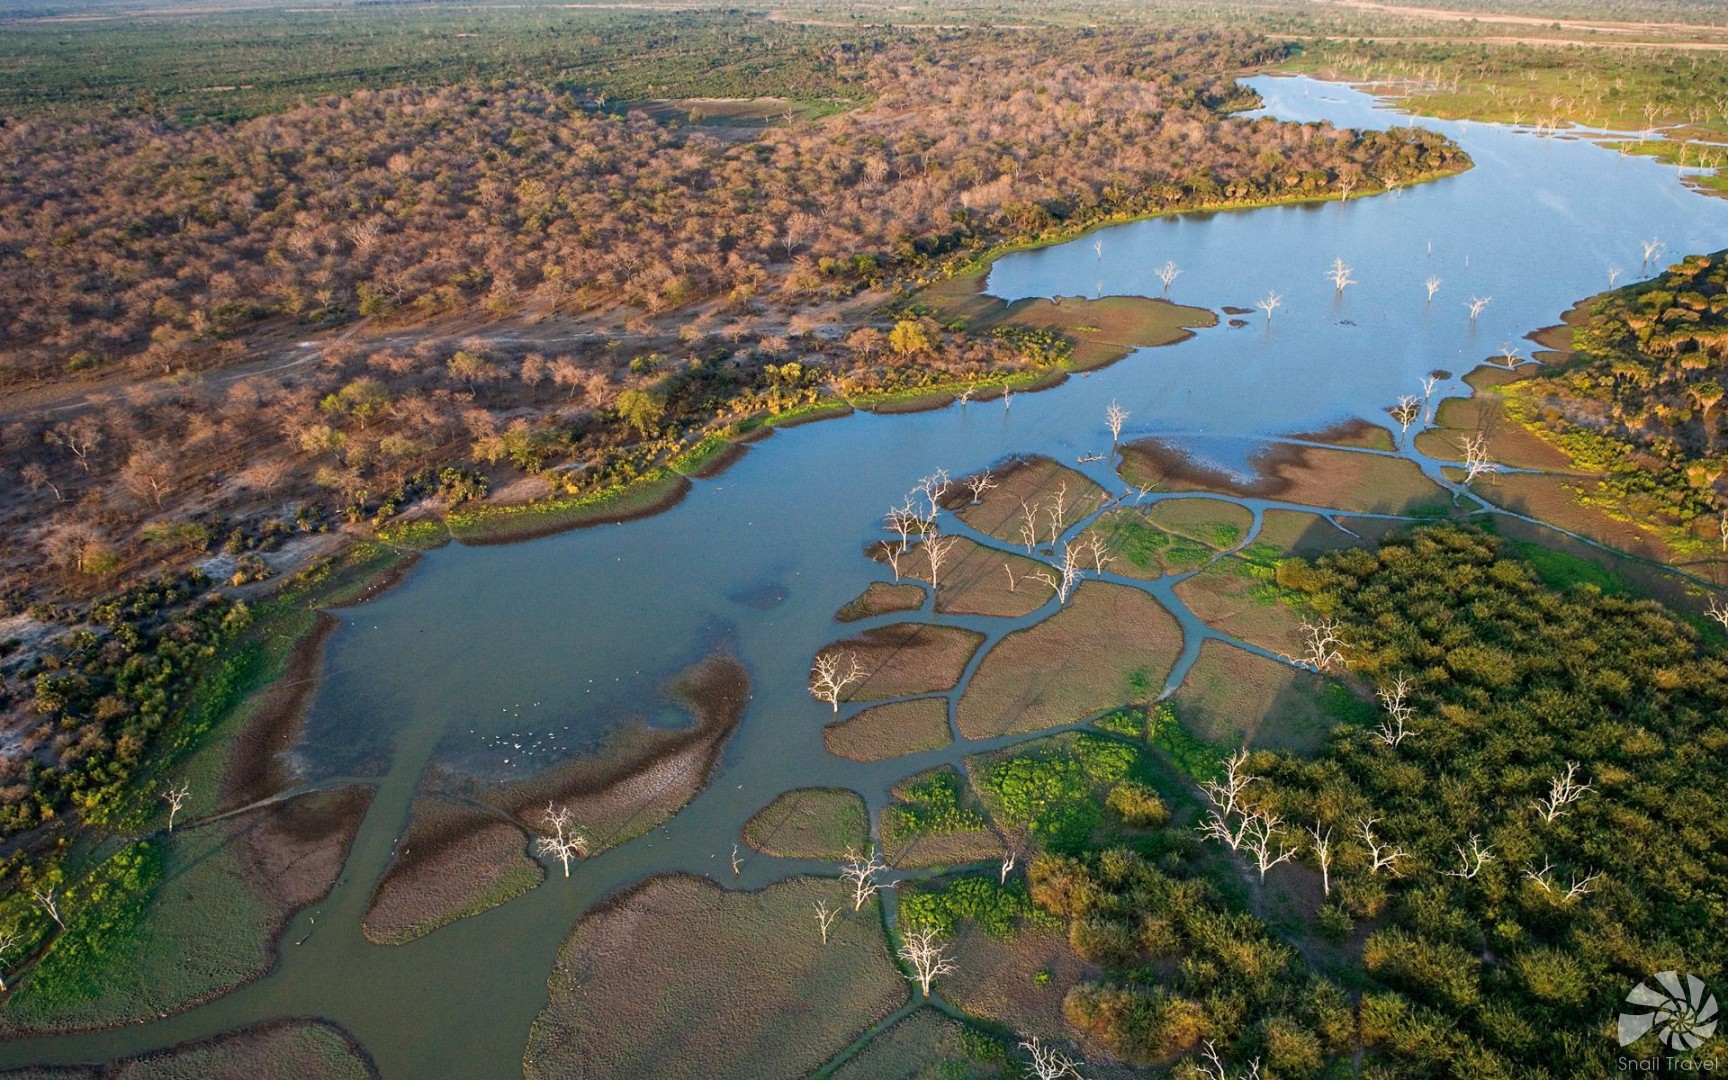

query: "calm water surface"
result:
(5, 76), (1728, 1076)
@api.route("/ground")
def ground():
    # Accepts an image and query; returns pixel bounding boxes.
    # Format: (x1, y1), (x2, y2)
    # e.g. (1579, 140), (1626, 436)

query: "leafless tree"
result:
(884, 547), (905, 583)
(1497, 341), (1522, 367)
(1242, 812), (1298, 881)
(46, 419), (101, 472)
(1465, 295), (1491, 321)
(1461, 433), (1499, 487)
(885, 500), (920, 554)
(1003, 563), (1018, 592)
(1309, 823), (1334, 897)
(1424, 275), (1443, 303)
(957, 386), (974, 409)
(1707, 596), (1728, 631)
(1608, 265), (1623, 288)
(1194, 1039), (1263, 1080)
(731, 843), (742, 877)
(1390, 396), (1422, 438)
(815, 899), (839, 944)
(923, 533), (959, 591)
(1020, 1036), (1086, 1079)
(1197, 750), (1258, 851)
(1287, 617), (1346, 672)
(1444, 833), (1495, 879)
(1029, 541), (1082, 606)
(1017, 501), (1041, 555)
(163, 782), (190, 832)
(536, 802), (589, 877)
(0, 930), (16, 992)
(916, 469), (951, 521)
(1000, 844), (1018, 885)
(1642, 237), (1666, 267)
(810, 652), (866, 713)
(1003, 387), (1013, 411)
(1373, 675), (1418, 748)
(1357, 817), (1407, 876)
(33, 886), (63, 929)
(898, 927), (956, 996)
(841, 847), (886, 911)
(965, 470), (996, 504)
(20, 463), (60, 502)
(1256, 290), (1282, 322)
(1422, 374), (1441, 400)
(1079, 532), (1114, 575)
(1565, 869), (1603, 900)
(1327, 257), (1356, 292)
(1155, 260), (1182, 292)
(1105, 400), (1129, 446)
(1044, 481), (1069, 545)
(1535, 761), (1593, 823)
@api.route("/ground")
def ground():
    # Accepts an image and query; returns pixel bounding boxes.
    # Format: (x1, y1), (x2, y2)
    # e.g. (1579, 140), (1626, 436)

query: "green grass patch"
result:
(1504, 538), (1630, 596)
(882, 768), (986, 844)
(898, 875), (1054, 940)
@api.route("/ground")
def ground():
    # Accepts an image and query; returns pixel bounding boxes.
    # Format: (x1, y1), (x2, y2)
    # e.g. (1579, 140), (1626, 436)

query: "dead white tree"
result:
(965, 470), (996, 505)
(1044, 482), (1069, 545)
(1465, 295), (1492, 321)
(1242, 812), (1299, 881)
(1287, 617), (1347, 672)
(731, 843), (743, 877)
(536, 802), (589, 877)
(1374, 675), (1418, 748)
(1197, 750), (1258, 851)
(1642, 237), (1666, 267)
(1327, 257), (1356, 292)
(957, 386), (974, 409)
(815, 899), (840, 944)
(1003, 387), (1013, 411)
(1029, 542), (1082, 606)
(33, 887), (63, 930)
(923, 533), (959, 592)
(841, 847), (886, 911)
(1105, 400), (1129, 446)
(1194, 1039), (1263, 1080)
(0, 930), (16, 992)
(885, 499), (919, 553)
(163, 781), (190, 832)
(1608, 265), (1623, 288)
(1445, 834), (1495, 879)
(1156, 260), (1182, 292)
(810, 652), (866, 713)
(1020, 1036), (1086, 1080)
(1309, 823), (1334, 897)
(1256, 290), (1282, 322)
(1079, 532), (1113, 575)
(898, 927), (956, 996)
(1390, 396), (1422, 438)
(1461, 433), (1500, 488)
(1017, 502), (1041, 554)
(1707, 595), (1728, 631)
(1565, 869), (1603, 900)
(1357, 817), (1407, 876)
(1497, 341), (1522, 367)
(884, 547), (905, 583)
(1422, 374), (1441, 400)
(1534, 761), (1593, 823)
(1003, 563), (1019, 592)
(1424, 275), (1443, 302)
(916, 469), (951, 521)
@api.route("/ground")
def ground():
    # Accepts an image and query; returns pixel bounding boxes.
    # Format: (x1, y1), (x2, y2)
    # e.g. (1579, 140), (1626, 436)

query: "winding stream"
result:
(5, 76), (1728, 1076)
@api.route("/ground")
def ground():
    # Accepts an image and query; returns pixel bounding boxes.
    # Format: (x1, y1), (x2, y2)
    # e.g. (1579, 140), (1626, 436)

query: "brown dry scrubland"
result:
(523, 875), (907, 1080)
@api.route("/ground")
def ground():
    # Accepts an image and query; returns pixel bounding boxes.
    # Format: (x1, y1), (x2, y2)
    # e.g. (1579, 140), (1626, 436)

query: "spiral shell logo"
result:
(1619, 972), (1719, 1051)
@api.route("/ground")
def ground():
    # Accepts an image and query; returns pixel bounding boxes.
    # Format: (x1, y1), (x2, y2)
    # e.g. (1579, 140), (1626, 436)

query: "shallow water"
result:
(5, 76), (1728, 1076)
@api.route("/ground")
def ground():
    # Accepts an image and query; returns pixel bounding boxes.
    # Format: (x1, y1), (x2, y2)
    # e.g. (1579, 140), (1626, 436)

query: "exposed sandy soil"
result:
(480, 653), (749, 851)
(829, 1007), (1006, 1080)
(836, 581), (927, 622)
(1169, 640), (1336, 756)
(741, 788), (869, 860)
(361, 796), (542, 945)
(0, 1018), (377, 1079)
(957, 582), (1182, 739)
(220, 613), (338, 811)
(1120, 438), (1453, 516)
(943, 924), (1094, 1040)
(820, 623), (987, 703)
(953, 457), (1110, 544)
(1173, 559), (1306, 657)
(523, 875), (907, 1080)
(823, 698), (953, 762)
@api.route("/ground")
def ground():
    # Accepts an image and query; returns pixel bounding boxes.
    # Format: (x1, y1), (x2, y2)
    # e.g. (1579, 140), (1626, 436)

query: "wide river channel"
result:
(5, 75), (1728, 1076)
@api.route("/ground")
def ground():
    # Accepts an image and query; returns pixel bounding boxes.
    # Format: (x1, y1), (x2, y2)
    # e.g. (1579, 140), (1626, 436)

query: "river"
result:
(4, 75), (1727, 1076)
